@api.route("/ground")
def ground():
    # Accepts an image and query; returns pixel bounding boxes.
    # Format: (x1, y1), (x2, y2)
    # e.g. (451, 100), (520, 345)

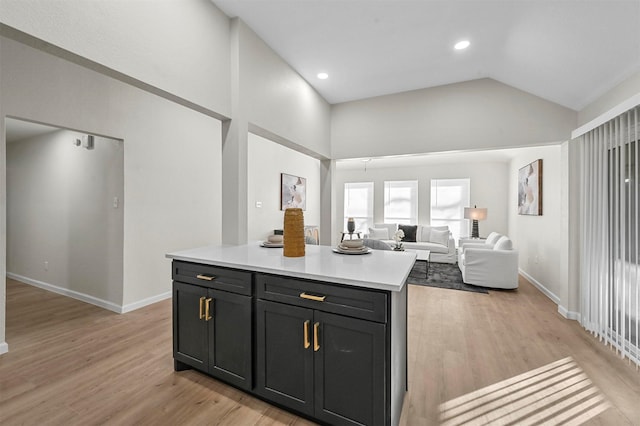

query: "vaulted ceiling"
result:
(214, 0), (640, 110)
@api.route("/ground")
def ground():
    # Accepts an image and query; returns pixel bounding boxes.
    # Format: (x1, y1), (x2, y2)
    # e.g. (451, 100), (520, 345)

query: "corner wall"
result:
(508, 145), (564, 303)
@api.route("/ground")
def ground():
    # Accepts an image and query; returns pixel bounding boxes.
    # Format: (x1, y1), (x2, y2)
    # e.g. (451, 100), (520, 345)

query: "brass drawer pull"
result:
(205, 298), (212, 321)
(300, 292), (326, 302)
(313, 322), (320, 352)
(196, 274), (215, 281)
(199, 296), (205, 320)
(303, 320), (310, 349)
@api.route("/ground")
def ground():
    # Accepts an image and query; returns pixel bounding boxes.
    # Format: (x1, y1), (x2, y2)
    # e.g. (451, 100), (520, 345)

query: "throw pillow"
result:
(430, 229), (449, 246)
(398, 224), (417, 242)
(368, 227), (389, 240)
(493, 236), (513, 250)
(486, 232), (502, 245)
(419, 226), (431, 242)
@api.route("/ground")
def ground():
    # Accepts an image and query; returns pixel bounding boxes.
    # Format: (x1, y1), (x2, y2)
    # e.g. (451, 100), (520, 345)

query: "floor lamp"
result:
(464, 206), (487, 238)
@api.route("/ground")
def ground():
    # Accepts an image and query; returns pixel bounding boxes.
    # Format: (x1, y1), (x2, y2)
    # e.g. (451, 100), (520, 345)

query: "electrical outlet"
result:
(255, 201), (262, 208)
(44, 261), (49, 271)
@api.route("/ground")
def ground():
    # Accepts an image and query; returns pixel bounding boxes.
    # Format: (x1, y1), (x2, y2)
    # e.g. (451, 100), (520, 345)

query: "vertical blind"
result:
(580, 105), (639, 367)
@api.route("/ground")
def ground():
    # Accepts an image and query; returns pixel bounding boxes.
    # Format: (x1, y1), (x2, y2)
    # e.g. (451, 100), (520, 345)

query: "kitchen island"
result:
(166, 244), (415, 426)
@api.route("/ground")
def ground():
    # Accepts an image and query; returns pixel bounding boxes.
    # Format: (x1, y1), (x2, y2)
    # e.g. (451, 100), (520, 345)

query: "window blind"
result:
(580, 105), (639, 367)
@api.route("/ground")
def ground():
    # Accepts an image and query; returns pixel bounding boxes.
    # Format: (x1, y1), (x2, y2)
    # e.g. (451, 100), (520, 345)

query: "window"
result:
(383, 180), (418, 224)
(430, 178), (470, 242)
(343, 182), (374, 233)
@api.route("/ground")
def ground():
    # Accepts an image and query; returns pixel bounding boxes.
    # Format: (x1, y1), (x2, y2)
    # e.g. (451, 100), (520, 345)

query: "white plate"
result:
(260, 241), (283, 248)
(332, 247), (372, 255)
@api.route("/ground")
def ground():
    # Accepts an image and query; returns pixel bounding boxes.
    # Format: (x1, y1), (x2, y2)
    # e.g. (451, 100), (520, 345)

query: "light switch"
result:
(255, 201), (262, 208)
(113, 197), (119, 208)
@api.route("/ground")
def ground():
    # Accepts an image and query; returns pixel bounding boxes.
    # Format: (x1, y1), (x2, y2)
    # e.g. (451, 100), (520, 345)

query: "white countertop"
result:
(166, 243), (416, 292)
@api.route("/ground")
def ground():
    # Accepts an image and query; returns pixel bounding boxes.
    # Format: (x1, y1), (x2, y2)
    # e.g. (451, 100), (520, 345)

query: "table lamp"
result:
(464, 205), (487, 238)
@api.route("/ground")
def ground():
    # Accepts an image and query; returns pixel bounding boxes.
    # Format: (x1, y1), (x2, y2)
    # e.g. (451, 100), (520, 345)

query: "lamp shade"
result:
(464, 207), (487, 221)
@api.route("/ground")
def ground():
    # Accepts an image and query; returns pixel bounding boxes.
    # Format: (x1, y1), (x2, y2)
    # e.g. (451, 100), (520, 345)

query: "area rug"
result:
(407, 261), (489, 294)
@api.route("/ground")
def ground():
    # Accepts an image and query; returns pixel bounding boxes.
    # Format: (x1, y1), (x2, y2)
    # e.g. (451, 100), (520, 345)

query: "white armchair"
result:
(458, 231), (503, 264)
(458, 236), (519, 289)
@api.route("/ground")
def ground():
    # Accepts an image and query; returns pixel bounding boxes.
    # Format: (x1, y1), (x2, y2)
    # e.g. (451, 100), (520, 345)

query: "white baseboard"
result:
(558, 305), (581, 321)
(519, 269), (582, 322)
(8, 272), (123, 313)
(7, 272), (170, 314)
(519, 269), (560, 304)
(0, 341), (8, 355)
(122, 291), (171, 313)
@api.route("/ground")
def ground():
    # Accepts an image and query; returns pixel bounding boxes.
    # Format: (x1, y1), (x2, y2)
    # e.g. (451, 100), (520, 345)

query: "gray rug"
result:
(407, 261), (489, 294)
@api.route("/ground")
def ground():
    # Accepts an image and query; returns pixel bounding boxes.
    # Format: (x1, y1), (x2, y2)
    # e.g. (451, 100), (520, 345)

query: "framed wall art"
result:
(518, 159), (543, 215)
(281, 173), (306, 210)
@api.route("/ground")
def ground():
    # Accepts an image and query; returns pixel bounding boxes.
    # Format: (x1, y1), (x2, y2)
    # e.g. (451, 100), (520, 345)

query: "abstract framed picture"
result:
(281, 173), (306, 210)
(518, 159), (543, 215)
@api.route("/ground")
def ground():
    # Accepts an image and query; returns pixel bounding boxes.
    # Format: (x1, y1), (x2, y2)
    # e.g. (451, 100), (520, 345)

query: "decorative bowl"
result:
(341, 239), (363, 248)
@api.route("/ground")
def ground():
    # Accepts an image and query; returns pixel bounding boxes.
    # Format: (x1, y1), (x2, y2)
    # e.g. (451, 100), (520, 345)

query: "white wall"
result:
(0, 0), (231, 116)
(334, 159), (509, 246)
(0, 36), (222, 350)
(331, 78), (577, 159)
(239, 21), (331, 159)
(578, 70), (640, 126)
(508, 145), (563, 303)
(247, 133), (321, 242)
(7, 129), (124, 306)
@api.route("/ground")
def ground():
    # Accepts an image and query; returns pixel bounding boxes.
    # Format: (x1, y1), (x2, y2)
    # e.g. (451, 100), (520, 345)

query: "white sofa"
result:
(367, 223), (457, 264)
(458, 234), (519, 289)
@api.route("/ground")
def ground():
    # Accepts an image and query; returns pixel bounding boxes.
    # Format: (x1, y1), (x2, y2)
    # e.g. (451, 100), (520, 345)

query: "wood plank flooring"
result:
(1, 275), (639, 425)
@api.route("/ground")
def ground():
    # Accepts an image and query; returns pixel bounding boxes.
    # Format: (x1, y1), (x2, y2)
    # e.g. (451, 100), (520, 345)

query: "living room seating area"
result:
(367, 223), (457, 264)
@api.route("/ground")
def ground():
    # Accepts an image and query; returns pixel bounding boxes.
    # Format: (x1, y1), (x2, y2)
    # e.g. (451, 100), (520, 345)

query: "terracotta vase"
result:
(283, 208), (305, 257)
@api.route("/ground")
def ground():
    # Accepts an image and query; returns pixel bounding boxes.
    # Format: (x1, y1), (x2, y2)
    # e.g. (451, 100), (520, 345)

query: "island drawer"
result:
(172, 261), (252, 296)
(256, 273), (387, 323)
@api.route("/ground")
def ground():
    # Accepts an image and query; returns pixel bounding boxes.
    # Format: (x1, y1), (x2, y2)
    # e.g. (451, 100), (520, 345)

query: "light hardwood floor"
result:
(1, 276), (639, 425)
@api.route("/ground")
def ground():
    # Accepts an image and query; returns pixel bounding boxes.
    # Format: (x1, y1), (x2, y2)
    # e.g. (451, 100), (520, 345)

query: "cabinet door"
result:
(256, 300), (314, 416)
(314, 311), (386, 426)
(173, 282), (208, 371)
(208, 289), (252, 390)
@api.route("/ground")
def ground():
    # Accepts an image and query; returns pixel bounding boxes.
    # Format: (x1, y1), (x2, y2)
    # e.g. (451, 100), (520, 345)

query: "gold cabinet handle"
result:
(196, 274), (215, 281)
(313, 322), (320, 352)
(205, 298), (212, 321)
(303, 320), (311, 349)
(199, 296), (205, 320)
(300, 292), (326, 302)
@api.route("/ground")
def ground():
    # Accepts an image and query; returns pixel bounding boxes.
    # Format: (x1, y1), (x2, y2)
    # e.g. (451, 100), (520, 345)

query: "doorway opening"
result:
(5, 117), (124, 312)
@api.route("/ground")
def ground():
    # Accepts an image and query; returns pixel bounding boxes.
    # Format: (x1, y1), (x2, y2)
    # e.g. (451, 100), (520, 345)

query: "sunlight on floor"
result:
(438, 357), (611, 426)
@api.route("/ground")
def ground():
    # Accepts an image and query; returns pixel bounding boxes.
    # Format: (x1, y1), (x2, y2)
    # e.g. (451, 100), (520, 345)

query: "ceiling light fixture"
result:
(317, 72), (329, 80)
(454, 40), (470, 50)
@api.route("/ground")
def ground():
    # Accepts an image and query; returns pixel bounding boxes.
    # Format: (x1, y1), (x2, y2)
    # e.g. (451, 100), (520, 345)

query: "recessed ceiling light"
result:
(317, 72), (329, 80)
(454, 40), (470, 50)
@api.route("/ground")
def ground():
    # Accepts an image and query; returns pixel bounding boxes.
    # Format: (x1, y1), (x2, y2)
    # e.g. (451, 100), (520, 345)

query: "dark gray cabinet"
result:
(172, 261), (252, 391)
(171, 260), (407, 426)
(255, 274), (388, 426)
